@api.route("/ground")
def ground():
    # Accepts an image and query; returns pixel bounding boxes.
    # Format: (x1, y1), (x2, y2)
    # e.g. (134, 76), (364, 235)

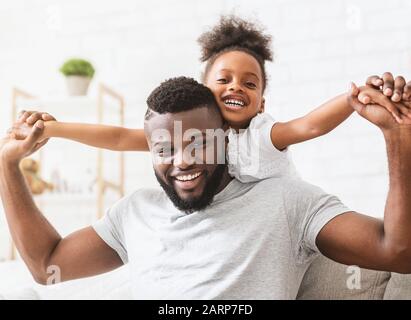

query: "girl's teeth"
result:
(224, 99), (245, 106)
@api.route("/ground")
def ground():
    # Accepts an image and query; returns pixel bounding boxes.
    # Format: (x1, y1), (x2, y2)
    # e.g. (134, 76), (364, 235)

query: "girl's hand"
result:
(8, 110), (57, 142)
(349, 82), (411, 129)
(18, 110), (57, 125)
(352, 84), (411, 125)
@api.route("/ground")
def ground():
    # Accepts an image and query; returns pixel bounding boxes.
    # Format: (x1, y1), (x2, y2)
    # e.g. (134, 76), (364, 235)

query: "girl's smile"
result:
(205, 50), (265, 130)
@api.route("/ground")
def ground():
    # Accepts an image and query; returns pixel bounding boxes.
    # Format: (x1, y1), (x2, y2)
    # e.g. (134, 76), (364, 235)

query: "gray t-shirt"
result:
(93, 176), (350, 299)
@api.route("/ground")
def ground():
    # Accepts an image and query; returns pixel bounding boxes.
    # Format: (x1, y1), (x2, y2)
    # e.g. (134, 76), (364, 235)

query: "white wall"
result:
(1, 0), (411, 258)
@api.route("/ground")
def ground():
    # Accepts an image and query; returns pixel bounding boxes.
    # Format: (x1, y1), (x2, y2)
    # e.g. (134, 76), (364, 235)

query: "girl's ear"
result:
(259, 97), (265, 113)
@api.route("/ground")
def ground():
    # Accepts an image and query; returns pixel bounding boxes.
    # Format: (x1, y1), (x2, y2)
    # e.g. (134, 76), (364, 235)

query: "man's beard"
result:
(155, 164), (226, 214)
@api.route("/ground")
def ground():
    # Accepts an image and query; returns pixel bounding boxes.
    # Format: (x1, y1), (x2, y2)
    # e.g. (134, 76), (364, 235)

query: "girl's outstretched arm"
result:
(270, 75), (411, 150)
(43, 121), (148, 151)
(13, 111), (148, 151)
(270, 94), (354, 150)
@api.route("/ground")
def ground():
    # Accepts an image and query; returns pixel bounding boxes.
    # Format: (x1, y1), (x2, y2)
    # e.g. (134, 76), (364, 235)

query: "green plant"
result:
(59, 58), (95, 78)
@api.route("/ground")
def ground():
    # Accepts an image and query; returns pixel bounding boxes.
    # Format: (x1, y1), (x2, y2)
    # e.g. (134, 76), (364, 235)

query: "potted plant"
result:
(60, 58), (95, 96)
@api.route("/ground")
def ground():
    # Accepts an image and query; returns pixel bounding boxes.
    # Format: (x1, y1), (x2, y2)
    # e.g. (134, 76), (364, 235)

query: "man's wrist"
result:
(0, 152), (20, 170)
(383, 126), (411, 145)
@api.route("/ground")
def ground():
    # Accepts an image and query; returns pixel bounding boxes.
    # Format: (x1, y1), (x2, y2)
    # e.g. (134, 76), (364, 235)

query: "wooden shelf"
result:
(6, 83), (125, 260)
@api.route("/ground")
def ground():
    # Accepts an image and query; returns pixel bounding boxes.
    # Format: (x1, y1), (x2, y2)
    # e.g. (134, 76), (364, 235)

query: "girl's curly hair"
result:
(198, 15), (273, 91)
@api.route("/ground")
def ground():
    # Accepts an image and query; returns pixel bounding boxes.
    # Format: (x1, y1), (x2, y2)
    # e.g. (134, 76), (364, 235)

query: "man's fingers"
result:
(17, 110), (26, 120)
(17, 111), (31, 124)
(382, 72), (394, 97)
(403, 81), (411, 101)
(6, 126), (24, 140)
(22, 120), (44, 149)
(366, 75), (383, 88)
(395, 100), (411, 119)
(26, 112), (43, 125)
(392, 76), (406, 102)
(32, 139), (48, 154)
(396, 103), (411, 118)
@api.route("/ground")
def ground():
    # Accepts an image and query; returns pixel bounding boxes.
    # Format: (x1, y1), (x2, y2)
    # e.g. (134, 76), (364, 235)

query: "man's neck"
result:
(215, 166), (233, 194)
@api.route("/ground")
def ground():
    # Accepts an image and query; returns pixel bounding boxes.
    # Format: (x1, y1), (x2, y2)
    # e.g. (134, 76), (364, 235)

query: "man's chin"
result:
(154, 164), (226, 214)
(174, 184), (206, 201)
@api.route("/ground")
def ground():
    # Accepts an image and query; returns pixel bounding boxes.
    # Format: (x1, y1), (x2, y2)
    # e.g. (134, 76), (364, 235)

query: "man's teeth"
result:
(224, 99), (245, 107)
(175, 172), (202, 181)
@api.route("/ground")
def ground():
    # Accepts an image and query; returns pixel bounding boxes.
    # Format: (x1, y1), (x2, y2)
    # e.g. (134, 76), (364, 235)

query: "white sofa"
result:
(1, 255), (411, 299)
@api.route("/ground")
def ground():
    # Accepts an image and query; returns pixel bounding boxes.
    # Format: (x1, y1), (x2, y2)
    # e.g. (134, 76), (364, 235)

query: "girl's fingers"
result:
(358, 93), (371, 104)
(42, 113), (56, 121)
(349, 82), (360, 96)
(402, 81), (411, 101)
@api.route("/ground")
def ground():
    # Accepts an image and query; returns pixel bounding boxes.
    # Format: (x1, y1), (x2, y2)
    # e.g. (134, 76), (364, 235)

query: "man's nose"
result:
(173, 148), (194, 169)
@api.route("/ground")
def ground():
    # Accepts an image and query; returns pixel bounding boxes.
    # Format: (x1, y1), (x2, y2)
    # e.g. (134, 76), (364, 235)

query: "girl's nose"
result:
(228, 82), (243, 92)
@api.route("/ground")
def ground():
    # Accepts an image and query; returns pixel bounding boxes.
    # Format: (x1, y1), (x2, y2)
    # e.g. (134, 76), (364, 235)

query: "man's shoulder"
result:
(125, 187), (167, 202)
(112, 187), (169, 210)
(253, 176), (326, 197)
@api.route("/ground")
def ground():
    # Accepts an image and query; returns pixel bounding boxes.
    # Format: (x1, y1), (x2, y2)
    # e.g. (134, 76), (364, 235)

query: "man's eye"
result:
(217, 78), (227, 84)
(158, 147), (172, 156)
(192, 142), (205, 148)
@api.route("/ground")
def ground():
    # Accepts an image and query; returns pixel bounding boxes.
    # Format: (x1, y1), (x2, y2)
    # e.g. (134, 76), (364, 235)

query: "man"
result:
(1, 76), (411, 299)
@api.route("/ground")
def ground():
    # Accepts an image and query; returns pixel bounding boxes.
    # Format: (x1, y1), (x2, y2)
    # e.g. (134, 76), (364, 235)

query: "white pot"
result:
(65, 75), (92, 96)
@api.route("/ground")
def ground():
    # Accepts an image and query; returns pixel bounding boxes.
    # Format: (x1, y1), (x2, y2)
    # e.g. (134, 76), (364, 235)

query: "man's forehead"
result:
(145, 107), (222, 131)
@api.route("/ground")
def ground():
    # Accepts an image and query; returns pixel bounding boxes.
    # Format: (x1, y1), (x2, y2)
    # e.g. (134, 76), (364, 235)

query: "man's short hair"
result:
(145, 76), (220, 120)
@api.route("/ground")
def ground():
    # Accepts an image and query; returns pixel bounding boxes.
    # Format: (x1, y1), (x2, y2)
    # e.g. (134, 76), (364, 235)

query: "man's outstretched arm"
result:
(0, 121), (122, 284)
(316, 84), (411, 273)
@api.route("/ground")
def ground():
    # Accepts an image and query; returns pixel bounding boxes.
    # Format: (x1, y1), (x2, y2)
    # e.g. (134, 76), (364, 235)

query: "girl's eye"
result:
(246, 82), (257, 88)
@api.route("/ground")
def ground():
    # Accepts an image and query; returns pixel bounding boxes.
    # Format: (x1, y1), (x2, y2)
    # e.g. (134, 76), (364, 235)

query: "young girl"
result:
(15, 16), (409, 183)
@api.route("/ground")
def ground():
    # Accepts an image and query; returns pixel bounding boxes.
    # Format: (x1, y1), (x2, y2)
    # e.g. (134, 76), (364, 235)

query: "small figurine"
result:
(20, 158), (54, 195)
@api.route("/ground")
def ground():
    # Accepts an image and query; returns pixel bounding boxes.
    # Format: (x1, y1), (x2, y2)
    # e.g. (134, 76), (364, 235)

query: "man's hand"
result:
(9, 110), (56, 141)
(1, 120), (46, 164)
(366, 72), (411, 102)
(359, 73), (411, 123)
(348, 82), (411, 131)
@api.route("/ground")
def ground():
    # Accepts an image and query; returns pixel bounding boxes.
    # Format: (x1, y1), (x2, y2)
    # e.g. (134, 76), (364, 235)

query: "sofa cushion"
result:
(35, 265), (132, 300)
(383, 273), (411, 300)
(297, 255), (391, 300)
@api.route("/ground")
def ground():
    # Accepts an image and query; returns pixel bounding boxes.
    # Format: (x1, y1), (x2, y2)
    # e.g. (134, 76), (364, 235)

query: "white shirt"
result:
(93, 177), (349, 299)
(227, 113), (299, 183)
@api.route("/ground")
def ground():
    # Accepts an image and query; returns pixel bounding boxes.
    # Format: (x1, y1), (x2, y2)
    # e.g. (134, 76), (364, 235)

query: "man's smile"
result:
(173, 170), (205, 191)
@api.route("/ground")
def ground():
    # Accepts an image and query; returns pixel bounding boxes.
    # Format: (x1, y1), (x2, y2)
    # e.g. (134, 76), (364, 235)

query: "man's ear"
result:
(259, 97), (265, 113)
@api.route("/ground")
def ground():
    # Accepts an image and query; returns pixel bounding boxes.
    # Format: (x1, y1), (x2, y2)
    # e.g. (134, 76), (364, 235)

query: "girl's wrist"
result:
(42, 120), (56, 139)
